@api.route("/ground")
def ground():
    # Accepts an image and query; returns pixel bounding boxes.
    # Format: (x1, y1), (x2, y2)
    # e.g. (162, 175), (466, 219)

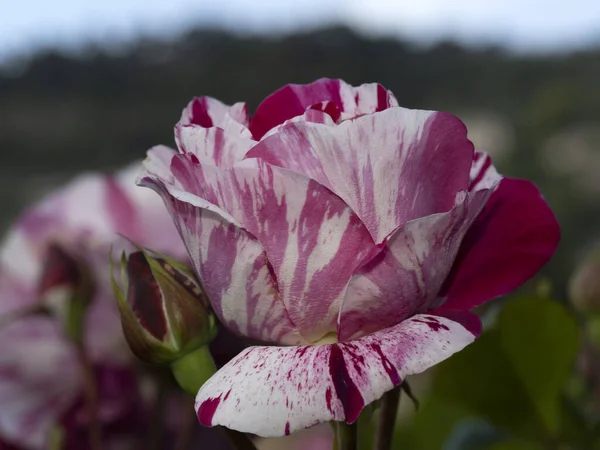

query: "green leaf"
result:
(497, 297), (580, 434)
(433, 330), (543, 439)
(432, 296), (581, 442)
(485, 440), (544, 450)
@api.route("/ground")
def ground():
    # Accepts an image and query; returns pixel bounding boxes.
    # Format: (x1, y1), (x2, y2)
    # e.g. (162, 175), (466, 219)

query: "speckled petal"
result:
(195, 310), (480, 437)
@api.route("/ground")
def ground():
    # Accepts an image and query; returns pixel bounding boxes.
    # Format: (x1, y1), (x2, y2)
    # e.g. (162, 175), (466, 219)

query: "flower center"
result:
(311, 332), (338, 345)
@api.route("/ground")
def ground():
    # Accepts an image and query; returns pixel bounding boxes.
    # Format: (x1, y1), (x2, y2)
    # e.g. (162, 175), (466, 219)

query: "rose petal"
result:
(439, 177), (560, 310)
(115, 154), (188, 258)
(249, 78), (398, 139)
(0, 318), (79, 449)
(138, 167), (301, 345)
(469, 152), (502, 192)
(247, 107), (473, 242)
(180, 96), (249, 130)
(339, 189), (492, 341)
(195, 311), (479, 437)
(169, 155), (375, 342)
(175, 125), (256, 167)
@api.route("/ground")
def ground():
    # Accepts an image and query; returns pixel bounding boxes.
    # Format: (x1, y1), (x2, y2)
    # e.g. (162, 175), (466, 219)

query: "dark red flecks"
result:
(328, 345), (364, 423)
(325, 387), (333, 413)
(189, 153), (200, 164)
(296, 346), (310, 358)
(428, 309), (482, 336)
(126, 252), (167, 340)
(413, 318), (449, 332)
(285, 421), (291, 436)
(369, 343), (401, 385)
(197, 396), (221, 426)
(224, 389), (232, 401)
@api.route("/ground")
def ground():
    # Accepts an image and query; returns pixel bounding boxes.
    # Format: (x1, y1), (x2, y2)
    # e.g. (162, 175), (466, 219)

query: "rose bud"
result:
(112, 248), (217, 367)
(569, 243), (600, 313)
(38, 242), (95, 341)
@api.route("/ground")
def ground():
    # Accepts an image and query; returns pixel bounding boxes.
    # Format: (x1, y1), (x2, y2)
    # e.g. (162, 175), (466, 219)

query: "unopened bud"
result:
(112, 248), (217, 365)
(569, 244), (600, 313)
(38, 243), (95, 341)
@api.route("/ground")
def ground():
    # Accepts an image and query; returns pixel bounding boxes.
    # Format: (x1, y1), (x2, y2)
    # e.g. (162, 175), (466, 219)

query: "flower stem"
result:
(336, 421), (358, 450)
(374, 386), (401, 450)
(220, 427), (259, 450)
(171, 345), (217, 396)
(74, 341), (102, 450)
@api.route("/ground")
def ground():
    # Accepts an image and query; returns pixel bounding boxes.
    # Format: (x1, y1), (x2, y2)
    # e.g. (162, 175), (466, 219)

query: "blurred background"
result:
(1, 1), (600, 449)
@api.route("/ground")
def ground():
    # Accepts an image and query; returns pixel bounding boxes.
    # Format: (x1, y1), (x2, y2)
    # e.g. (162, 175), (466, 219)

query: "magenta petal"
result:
(169, 155), (375, 341)
(439, 178), (560, 310)
(249, 78), (398, 139)
(138, 167), (301, 345)
(180, 96), (249, 130)
(339, 190), (491, 341)
(195, 311), (479, 437)
(248, 107), (474, 242)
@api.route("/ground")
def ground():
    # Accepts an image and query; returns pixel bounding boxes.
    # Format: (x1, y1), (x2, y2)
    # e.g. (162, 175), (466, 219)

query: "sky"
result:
(2, 0), (600, 61)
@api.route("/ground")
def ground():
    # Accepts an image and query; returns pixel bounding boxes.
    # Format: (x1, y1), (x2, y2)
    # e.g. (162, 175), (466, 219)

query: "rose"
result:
(139, 78), (560, 437)
(0, 163), (186, 449)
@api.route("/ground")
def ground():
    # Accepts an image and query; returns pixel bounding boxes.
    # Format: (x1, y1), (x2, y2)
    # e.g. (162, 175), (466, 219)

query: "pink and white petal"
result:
(0, 318), (79, 449)
(180, 96), (250, 130)
(247, 107), (474, 242)
(175, 125), (256, 167)
(138, 173), (301, 345)
(0, 172), (136, 292)
(249, 78), (398, 139)
(439, 178), (560, 311)
(338, 189), (492, 341)
(469, 152), (502, 192)
(169, 155), (375, 342)
(195, 310), (480, 437)
(115, 156), (187, 258)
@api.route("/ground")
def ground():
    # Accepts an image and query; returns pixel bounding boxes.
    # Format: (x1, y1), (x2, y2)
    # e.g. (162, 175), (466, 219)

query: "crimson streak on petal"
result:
(328, 345), (364, 423)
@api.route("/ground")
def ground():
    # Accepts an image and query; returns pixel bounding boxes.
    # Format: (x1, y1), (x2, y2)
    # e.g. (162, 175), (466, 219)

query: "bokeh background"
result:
(2, 1), (600, 449)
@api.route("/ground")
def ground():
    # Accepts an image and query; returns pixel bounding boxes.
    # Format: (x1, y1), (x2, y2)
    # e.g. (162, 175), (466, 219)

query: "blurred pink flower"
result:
(139, 78), (560, 437)
(0, 163), (186, 449)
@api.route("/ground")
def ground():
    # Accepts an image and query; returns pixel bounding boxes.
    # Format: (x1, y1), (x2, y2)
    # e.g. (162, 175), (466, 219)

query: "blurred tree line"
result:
(1, 25), (599, 294)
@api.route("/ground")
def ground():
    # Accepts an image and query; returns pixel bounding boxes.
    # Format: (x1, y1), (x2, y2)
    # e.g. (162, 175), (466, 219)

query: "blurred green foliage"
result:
(392, 294), (600, 450)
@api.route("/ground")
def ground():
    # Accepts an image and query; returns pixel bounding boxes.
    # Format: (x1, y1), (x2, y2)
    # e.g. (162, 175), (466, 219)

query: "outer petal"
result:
(338, 189), (492, 341)
(114, 157), (188, 259)
(0, 318), (79, 449)
(180, 96), (250, 131)
(175, 125), (256, 167)
(169, 155), (375, 342)
(439, 177), (560, 310)
(249, 78), (398, 139)
(247, 107), (473, 242)
(138, 164), (301, 345)
(195, 311), (480, 437)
